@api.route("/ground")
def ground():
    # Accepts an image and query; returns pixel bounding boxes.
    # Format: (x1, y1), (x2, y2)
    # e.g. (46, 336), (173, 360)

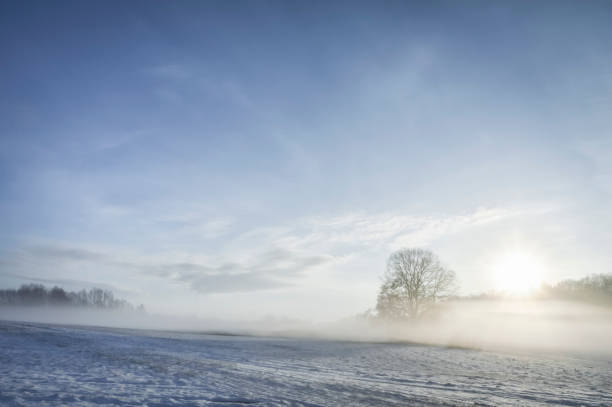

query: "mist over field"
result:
(333, 300), (612, 355)
(3, 297), (611, 358)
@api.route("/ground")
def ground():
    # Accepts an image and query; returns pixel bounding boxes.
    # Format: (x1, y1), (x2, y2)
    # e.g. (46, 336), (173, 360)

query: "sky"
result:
(1, 1), (611, 322)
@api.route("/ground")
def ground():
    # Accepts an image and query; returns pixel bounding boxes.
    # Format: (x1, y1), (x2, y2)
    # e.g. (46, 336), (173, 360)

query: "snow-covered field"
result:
(1, 320), (610, 406)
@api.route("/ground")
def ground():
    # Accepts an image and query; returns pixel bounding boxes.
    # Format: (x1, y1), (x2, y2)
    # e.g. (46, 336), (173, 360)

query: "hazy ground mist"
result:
(2, 299), (611, 356)
(320, 300), (612, 356)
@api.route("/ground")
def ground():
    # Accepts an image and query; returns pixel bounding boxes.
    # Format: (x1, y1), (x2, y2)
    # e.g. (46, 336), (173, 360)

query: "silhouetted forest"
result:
(538, 274), (612, 305)
(0, 284), (143, 311)
(461, 273), (612, 306)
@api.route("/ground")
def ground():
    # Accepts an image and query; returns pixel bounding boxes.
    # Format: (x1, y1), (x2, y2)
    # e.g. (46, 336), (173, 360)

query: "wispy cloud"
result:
(0, 206), (547, 298)
(237, 206), (545, 254)
(145, 63), (253, 108)
(145, 64), (192, 81)
(24, 245), (109, 262)
(153, 214), (234, 239)
(147, 248), (333, 294)
(0, 243), (334, 295)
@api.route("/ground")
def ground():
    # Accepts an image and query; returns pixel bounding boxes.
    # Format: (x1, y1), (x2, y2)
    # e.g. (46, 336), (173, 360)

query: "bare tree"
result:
(376, 248), (456, 320)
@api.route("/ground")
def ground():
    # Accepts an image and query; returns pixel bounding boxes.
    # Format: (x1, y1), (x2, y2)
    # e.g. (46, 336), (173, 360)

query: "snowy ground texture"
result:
(1, 320), (611, 406)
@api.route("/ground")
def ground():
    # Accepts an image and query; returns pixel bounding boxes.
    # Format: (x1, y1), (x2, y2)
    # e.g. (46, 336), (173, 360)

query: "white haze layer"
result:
(2, 300), (611, 356)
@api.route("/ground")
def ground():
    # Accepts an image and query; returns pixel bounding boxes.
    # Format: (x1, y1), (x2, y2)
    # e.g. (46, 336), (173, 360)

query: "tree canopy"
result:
(0, 284), (143, 311)
(376, 248), (456, 320)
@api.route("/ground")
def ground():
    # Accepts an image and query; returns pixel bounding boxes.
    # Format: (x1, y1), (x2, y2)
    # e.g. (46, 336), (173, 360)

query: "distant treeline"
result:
(0, 284), (144, 311)
(538, 274), (612, 305)
(464, 274), (612, 306)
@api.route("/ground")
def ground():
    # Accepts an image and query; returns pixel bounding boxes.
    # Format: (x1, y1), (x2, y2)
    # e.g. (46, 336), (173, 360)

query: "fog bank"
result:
(314, 300), (612, 356)
(3, 300), (611, 356)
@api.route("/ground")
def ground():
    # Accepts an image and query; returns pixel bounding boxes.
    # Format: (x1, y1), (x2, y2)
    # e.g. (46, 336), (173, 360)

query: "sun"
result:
(492, 251), (544, 295)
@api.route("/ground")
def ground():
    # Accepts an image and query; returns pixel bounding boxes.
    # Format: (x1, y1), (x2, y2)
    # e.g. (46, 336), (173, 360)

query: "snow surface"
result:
(1, 320), (611, 406)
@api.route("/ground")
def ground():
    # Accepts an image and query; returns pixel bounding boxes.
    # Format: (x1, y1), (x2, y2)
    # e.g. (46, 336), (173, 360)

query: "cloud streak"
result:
(0, 205), (550, 302)
(237, 206), (546, 254)
(1, 244), (335, 295)
(146, 248), (333, 294)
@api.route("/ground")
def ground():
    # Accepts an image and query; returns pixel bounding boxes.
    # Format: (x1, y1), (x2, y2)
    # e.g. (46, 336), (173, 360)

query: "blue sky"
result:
(1, 1), (611, 320)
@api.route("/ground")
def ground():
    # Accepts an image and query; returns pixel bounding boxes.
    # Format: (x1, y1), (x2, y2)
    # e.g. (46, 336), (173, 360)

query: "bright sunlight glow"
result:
(492, 251), (545, 295)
